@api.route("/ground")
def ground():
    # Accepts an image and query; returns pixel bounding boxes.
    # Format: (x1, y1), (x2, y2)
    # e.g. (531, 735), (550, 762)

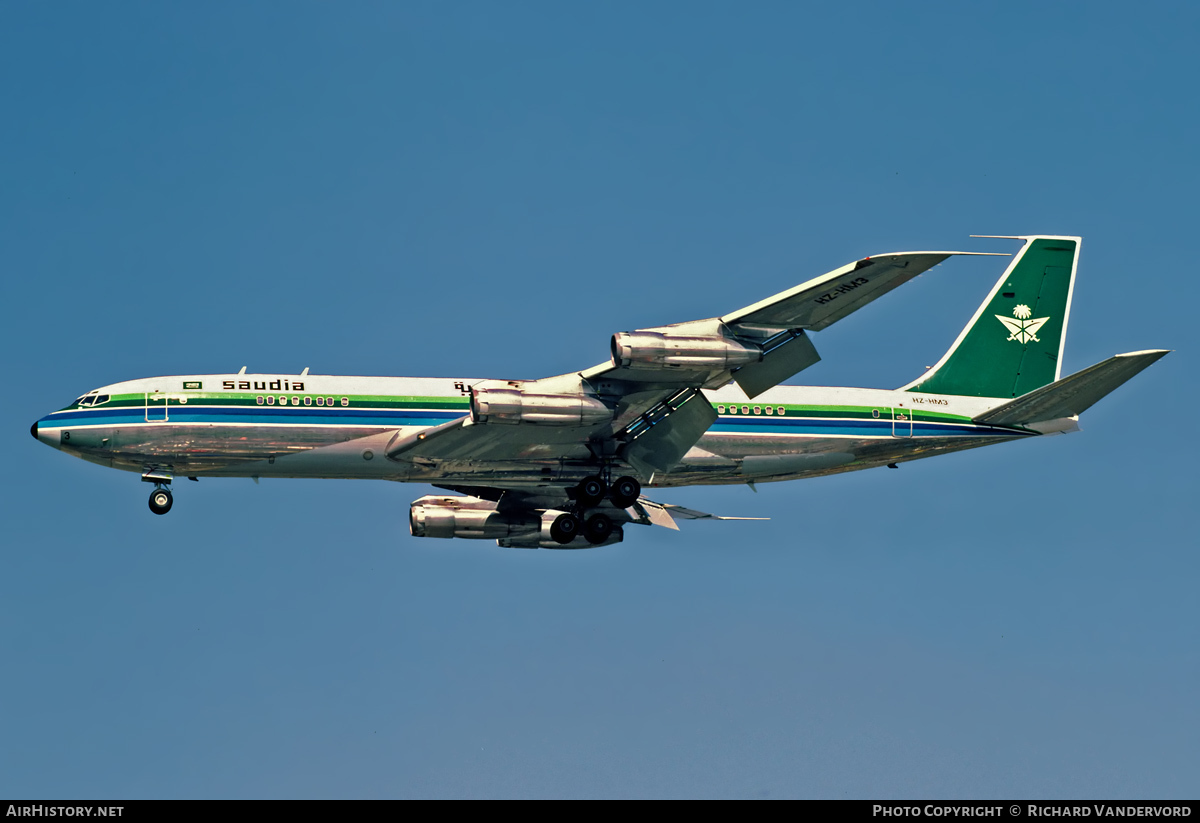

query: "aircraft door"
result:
(892, 404), (912, 437)
(145, 389), (170, 422)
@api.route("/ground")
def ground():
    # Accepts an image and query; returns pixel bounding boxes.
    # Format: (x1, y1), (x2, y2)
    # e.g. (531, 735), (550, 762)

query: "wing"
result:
(387, 250), (998, 477)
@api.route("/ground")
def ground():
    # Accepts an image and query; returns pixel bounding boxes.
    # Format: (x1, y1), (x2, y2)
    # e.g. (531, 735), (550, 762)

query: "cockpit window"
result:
(73, 392), (109, 408)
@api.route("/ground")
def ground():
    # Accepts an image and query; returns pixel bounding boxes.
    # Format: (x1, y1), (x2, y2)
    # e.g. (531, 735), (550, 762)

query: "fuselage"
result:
(32, 372), (1045, 488)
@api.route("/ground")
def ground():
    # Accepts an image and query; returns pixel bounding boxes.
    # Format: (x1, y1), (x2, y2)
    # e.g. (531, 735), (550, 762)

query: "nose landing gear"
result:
(148, 487), (173, 515)
(142, 469), (175, 515)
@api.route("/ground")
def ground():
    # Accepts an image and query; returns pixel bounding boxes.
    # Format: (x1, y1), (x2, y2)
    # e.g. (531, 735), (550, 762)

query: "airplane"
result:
(30, 235), (1167, 549)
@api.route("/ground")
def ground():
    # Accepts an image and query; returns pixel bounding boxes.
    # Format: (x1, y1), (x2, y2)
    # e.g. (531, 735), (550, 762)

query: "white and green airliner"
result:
(31, 235), (1167, 548)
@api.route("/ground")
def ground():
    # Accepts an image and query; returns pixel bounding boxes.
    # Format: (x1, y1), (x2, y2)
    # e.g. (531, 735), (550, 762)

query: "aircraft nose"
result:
(31, 417), (58, 447)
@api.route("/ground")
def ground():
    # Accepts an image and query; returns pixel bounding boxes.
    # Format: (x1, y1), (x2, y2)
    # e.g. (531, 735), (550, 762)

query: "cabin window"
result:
(316, 396), (324, 406)
(291, 396), (300, 405)
(304, 396), (312, 406)
(717, 405), (725, 414)
(765, 406), (773, 415)
(872, 409), (880, 418)
(266, 396), (275, 405)
(753, 406), (761, 415)
(742, 405), (749, 414)
(256, 396), (264, 405)
(327, 397), (335, 406)
(340, 397), (349, 407)
(777, 407), (785, 415)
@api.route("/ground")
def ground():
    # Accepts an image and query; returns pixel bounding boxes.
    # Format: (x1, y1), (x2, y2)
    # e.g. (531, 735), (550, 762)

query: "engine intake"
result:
(471, 387), (612, 426)
(611, 332), (761, 369)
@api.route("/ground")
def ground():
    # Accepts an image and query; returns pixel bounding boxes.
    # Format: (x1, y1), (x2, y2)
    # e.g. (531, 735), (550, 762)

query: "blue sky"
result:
(2, 2), (1196, 798)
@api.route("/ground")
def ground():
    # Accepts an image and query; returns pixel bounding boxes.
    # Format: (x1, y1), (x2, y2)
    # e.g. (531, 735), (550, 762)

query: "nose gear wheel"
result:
(148, 488), (173, 515)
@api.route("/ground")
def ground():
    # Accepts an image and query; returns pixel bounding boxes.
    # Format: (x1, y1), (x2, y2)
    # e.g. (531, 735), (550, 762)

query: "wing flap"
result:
(732, 330), (821, 398)
(620, 388), (719, 475)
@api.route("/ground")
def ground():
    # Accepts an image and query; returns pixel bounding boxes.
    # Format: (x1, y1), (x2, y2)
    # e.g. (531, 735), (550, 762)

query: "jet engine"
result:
(470, 387), (612, 426)
(610, 331), (761, 369)
(409, 496), (627, 549)
(409, 495), (540, 540)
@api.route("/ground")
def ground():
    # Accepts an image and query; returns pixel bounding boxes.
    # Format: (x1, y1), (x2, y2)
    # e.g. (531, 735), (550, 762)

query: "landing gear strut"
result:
(148, 487), (173, 515)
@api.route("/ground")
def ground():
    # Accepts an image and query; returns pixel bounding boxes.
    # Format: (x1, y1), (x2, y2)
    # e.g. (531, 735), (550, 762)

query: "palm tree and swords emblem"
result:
(996, 304), (1050, 344)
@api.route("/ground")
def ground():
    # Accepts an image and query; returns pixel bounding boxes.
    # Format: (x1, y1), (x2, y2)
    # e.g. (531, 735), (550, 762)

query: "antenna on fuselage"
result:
(300, 367), (310, 376)
(238, 366), (247, 374)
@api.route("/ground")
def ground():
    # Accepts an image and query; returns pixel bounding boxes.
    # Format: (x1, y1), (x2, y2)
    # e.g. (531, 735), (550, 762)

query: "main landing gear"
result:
(572, 473), (641, 508)
(549, 511), (617, 545)
(550, 474), (642, 545)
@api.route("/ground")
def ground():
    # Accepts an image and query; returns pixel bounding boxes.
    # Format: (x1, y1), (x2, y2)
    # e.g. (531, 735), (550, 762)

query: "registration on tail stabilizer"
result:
(31, 235), (1167, 549)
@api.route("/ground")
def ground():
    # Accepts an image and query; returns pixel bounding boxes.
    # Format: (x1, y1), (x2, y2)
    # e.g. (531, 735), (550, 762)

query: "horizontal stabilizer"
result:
(974, 350), (1169, 426)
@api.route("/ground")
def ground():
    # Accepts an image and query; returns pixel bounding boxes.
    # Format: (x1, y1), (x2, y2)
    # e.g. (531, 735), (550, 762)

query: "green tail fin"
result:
(904, 236), (1079, 398)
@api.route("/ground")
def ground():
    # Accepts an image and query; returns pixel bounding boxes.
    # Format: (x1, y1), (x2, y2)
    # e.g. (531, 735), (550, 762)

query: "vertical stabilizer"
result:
(904, 236), (1079, 398)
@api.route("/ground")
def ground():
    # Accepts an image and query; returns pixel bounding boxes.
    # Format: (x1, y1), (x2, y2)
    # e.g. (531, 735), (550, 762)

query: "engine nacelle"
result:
(611, 331), (761, 369)
(409, 496), (540, 540)
(471, 387), (612, 426)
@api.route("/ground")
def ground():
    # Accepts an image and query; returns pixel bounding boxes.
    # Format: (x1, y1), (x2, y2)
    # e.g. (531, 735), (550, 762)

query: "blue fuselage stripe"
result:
(711, 417), (1021, 437)
(41, 407), (464, 427)
(40, 407), (1025, 438)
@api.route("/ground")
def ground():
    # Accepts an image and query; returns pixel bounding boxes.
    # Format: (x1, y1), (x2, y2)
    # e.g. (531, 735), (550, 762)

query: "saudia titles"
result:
(219, 380), (306, 391)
